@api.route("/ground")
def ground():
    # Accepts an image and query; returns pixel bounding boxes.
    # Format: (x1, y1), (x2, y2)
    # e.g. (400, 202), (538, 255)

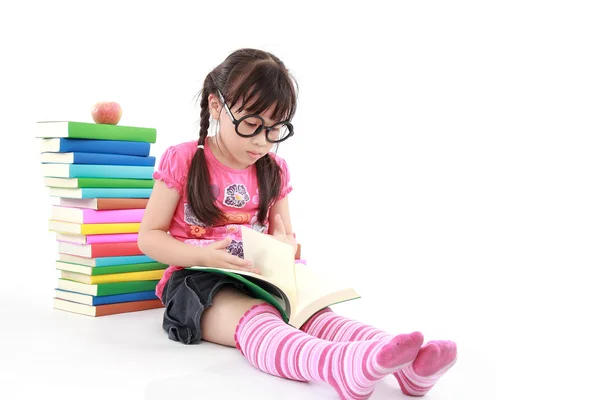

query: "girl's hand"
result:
(271, 214), (297, 250)
(198, 237), (261, 274)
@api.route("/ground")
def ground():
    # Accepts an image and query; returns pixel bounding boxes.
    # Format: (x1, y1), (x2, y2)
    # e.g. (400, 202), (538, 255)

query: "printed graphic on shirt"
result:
(223, 184), (250, 208)
(184, 203), (206, 227)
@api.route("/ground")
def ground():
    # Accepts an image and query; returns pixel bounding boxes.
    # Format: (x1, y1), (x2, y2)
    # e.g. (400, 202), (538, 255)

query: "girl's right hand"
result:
(198, 237), (261, 274)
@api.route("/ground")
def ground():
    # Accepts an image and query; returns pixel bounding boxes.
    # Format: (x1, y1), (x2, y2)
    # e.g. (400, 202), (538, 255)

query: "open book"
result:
(189, 226), (360, 328)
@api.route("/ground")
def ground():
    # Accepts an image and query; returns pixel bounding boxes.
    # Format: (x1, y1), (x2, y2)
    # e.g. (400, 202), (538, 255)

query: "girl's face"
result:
(208, 92), (277, 170)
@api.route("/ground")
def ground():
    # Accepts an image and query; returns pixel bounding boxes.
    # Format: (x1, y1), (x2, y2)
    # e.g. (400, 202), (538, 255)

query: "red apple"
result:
(91, 101), (122, 124)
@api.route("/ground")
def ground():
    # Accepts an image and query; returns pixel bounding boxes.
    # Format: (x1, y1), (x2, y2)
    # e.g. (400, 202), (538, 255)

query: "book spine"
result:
(93, 255), (154, 266)
(75, 178), (154, 189)
(92, 290), (159, 305)
(80, 222), (141, 235)
(70, 152), (156, 166)
(69, 122), (157, 143)
(78, 188), (152, 198)
(88, 242), (143, 258)
(90, 262), (167, 275)
(95, 198), (149, 210)
(54, 138), (151, 156)
(81, 233), (139, 244)
(81, 209), (145, 223)
(69, 164), (154, 179)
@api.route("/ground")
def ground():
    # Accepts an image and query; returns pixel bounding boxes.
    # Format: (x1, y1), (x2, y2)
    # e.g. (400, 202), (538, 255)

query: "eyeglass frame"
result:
(214, 87), (294, 144)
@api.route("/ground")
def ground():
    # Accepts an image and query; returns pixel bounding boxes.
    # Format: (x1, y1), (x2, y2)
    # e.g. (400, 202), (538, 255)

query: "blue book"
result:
(48, 187), (152, 198)
(54, 288), (158, 306)
(41, 138), (151, 156)
(41, 152), (156, 166)
(41, 163), (154, 179)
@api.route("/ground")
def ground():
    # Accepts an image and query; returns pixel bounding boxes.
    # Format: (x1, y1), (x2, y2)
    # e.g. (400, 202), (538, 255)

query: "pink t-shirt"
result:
(152, 139), (292, 300)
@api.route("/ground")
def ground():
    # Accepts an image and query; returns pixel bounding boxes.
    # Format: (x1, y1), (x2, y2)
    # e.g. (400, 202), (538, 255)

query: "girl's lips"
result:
(247, 151), (262, 159)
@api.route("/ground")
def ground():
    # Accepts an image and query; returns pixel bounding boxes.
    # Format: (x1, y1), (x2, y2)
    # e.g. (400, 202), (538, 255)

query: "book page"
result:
(290, 262), (361, 328)
(241, 226), (297, 297)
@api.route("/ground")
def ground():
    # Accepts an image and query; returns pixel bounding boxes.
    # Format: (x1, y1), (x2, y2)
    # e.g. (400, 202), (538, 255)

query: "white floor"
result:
(2, 273), (597, 400)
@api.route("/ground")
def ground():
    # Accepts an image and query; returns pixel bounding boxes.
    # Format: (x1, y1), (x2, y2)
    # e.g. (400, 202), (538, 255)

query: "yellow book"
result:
(48, 220), (140, 234)
(190, 226), (360, 329)
(59, 269), (165, 284)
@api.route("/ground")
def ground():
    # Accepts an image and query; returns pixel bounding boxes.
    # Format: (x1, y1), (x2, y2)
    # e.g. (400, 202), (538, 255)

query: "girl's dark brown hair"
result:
(186, 48), (298, 227)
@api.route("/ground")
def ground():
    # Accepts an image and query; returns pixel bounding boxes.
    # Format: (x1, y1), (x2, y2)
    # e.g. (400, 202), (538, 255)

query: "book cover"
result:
(45, 177), (154, 189)
(51, 206), (145, 224)
(48, 220), (141, 235)
(59, 197), (149, 210)
(53, 297), (163, 316)
(189, 226), (360, 328)
(41, 164), (154, 179)
(58, 241), (143, 258)
(36, 121), (156, 143)
(56, 232), (139, 245)
(54, 288), (158, 306)
(41, 152), (156, 167)
(40, 138), (151, 156)
(57, 277), (159, 296)
(58, 253), (155, 267)
(59, 269), (165, 284)
(55, 260), (167, 276)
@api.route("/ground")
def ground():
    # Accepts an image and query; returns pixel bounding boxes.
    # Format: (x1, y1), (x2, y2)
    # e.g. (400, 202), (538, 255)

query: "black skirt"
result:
(160, 268), (255, 345)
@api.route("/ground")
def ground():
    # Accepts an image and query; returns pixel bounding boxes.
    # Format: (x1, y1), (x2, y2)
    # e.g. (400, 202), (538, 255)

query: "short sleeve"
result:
(153, 145), (188, 196)
(273, 155), (293, 200)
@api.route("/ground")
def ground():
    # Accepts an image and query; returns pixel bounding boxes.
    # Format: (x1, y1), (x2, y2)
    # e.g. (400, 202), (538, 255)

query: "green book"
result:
(56, 261), (167, 276)
(44, 177), (155, 189)
(35, 121), (156, 143)
(188, 226), (360, 329)
(57, 278), (159, 296)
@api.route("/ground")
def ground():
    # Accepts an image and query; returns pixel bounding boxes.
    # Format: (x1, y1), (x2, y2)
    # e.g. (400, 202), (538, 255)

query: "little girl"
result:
(138, 48), (457, 400)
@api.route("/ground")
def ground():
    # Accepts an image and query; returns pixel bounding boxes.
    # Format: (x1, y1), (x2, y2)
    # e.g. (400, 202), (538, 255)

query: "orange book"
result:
(59, 197), (149, 210)
(53, 298), (164, 317)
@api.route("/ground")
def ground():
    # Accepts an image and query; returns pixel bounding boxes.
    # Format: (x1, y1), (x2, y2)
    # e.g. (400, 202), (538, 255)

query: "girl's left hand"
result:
(271, 213), (297, 250)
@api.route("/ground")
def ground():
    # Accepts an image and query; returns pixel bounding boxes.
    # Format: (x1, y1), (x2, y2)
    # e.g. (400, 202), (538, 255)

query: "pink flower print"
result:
(223, 184), (250, 208)
(252, 188), (259, 205)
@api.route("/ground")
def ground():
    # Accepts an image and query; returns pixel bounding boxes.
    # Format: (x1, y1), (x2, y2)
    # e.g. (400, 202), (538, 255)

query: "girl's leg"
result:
(300, 308), (457, 397)
(201, 287), (425, 400)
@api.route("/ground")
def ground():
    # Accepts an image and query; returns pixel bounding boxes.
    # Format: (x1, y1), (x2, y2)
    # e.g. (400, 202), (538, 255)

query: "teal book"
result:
(40, 152), (156, 166)
(48, 187), (152, 198)
(41, 164), (154, 179)
(36, 121), (156, 143)
(58, 253), (155, 267)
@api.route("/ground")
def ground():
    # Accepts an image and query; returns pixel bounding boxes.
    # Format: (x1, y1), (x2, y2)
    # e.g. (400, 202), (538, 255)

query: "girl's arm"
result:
(138, 180), (256, 272)
(137, 180), (207, 266)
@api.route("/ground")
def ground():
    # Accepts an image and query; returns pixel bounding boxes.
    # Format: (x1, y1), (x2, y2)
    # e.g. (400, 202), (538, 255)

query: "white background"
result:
(1, 1), (599, 399)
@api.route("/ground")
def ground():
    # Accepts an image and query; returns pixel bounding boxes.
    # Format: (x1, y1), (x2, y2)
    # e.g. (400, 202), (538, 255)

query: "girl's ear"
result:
(208, 93), (222, 119)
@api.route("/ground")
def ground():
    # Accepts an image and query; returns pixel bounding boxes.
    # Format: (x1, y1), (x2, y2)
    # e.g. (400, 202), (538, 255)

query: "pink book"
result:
(51, 206), (145, 224)
(56, 232), (139, 245)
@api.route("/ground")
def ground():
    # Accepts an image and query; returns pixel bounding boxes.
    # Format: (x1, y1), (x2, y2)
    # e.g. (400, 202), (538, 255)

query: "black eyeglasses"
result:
(214, 87), (294, 144)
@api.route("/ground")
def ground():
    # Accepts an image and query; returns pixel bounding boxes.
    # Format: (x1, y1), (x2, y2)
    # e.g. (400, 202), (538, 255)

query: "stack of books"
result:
(36, 121), (166, 317)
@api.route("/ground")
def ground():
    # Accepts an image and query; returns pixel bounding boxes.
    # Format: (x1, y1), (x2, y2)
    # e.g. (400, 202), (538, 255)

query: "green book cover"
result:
(46, 177), (155, 189)
(57, 261), (167, 276)
(188, 268), (290, 323)
(58, 278), (159, 296)
(36, 121), (156, 143)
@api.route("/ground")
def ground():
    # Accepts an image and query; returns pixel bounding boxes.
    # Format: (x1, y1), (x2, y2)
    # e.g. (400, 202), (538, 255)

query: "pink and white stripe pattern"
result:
(300, 307), (457, 397)
(234, 304), (424, 400)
